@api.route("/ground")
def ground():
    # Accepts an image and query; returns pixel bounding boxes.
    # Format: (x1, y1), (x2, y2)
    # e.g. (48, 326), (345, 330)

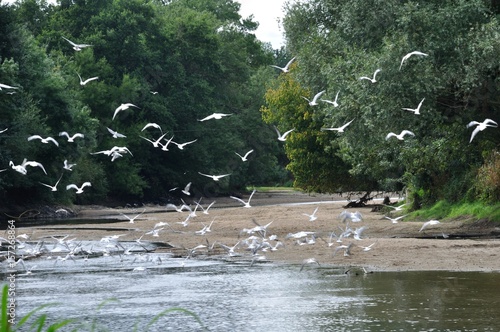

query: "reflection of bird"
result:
(300, 258), (320, 271)
(113, 103), (139, 120)
(235, 149), (254, 162)
(399, 51), (428, 70)
(402, 98), (425, 115)
(62, 36), (92, 51)
(385, 130), (415, 141)
(419, 220), (440, 232)
(302, 90), (326, 106)
(230, 189), (256, 208)
(59, 131), (84, 142)
(198, 172), (231, 181)
(321, 119), (354, 133)
(360, 69), (381, 83)
(40, 173), (64, 192)
(27, 135), (59, 147)
(198, 113), (232, 121)
(321, 90), (340, 107)
(76, 73), (98, 86)
(274, 126), (295, 141)
(66, 182), (91, 194)
(302, 207), (319, 222)
(467, 118), (498, 143)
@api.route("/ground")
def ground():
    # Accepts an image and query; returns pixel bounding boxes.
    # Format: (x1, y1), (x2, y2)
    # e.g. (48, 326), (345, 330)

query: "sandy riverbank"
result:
(17, 191), (500, 272)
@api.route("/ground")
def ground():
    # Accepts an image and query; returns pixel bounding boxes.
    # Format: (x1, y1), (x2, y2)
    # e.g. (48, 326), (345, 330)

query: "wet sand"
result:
(17, 191), (500, 272)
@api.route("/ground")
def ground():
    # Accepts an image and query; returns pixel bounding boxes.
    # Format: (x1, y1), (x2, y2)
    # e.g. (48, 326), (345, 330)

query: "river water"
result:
(9, 248), (500, 332)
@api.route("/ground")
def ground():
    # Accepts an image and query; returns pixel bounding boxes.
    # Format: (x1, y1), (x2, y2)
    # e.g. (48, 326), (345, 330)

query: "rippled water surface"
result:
(8, 250), (500, 332)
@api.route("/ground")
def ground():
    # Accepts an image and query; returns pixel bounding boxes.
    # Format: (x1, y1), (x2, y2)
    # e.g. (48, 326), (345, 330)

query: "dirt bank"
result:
(16, 191), (500, 272)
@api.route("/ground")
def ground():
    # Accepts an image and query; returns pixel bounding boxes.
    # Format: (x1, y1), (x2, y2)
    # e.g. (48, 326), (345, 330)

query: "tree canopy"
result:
(261, 0), (499, 206)
(0, 0), (289, 208)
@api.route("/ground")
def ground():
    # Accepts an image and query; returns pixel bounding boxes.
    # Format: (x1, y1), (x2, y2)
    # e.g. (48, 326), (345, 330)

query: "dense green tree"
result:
(271, 0), (500, 205)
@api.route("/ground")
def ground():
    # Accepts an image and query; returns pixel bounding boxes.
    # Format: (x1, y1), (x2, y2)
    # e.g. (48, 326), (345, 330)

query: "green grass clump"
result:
(409, 200), (500, 222)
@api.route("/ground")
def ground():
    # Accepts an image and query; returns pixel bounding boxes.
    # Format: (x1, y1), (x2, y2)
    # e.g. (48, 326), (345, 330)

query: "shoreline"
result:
(14, 191), (500, 273)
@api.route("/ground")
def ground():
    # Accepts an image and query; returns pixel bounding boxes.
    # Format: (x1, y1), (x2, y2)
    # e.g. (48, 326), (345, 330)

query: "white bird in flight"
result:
(198, 172), (231, 181)
(9, 159), (47, 175)
(274, 126), (295, 141)
(402, 98), (425, 115)
(40, 173), (64, 192)
(235, 149), (254, 161)
(198, 113), (232, 122)
(360, 69), (381, 83)
(140, 133), (168, 148)
(59, 131), (84, 142)
(113, 103), (139, 120)
(182, 182), (192, 196)
(0, 128), (8, 133)
(300, 258), (320, 272)
(27, 135), (59, 147)
(76, 73), (98, 86)
(62, 36), (92, 51)
(106, 127), (127, 139)
(302, 90), (326, 106)
(321, 90), (340, 108)
(63, 159), (77, 171)
(399, 51), (428, 70)
(120, 209), (146, 223)
(384, 214), (408, 224)
(321, 119), (354, 133)
(141, 123), (162, 132)
(230, 189), (256, 208)
(385, 130), (415, 141)
(66, 182), (91, 194)
(172, 139), (197, 150)
(0, 83), (19, 90)
(419, 219), (441, 232)
(270, 56), (296, 73)
(303, 206), (319, 222)
(466, 118), (498, 143)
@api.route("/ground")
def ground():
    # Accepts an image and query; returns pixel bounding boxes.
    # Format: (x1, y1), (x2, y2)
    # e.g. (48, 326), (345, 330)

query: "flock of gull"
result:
(0, 39), (482, 276)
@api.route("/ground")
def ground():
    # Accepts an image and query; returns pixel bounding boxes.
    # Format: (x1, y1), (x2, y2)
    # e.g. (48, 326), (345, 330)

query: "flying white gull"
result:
(321, 119), (354, 133)
(274, 126), (295, 141)
(9, 159), (47, 175)
(303, 206), (319, 222)
(0, 83), (19, 90)
(300, 257), (320, 272)
(386, 130), (415, 141)
(113, 103), (139, 120)
(106, 127), (126, 138)
(120, 209), (146, 223)
(466, 118), (498, 143)
(62, 36), (92, 51)
(141, 123), (162, 132)
(182, 182), (192, 196)
(76, 73), (98, 86)
(198, 172), (231, 181)
(384, 214), (408, 224)
(230, 189), (256, 208)
(198, 113), (232, 122)
(63, 160), (77, 171)
(419, 219), (441, 232)
(399, 51), (428, 70)
(321, 90), (340, 107)
(40, 173), (64, 192)
(270, 56), (296, 73)
(360, 69), (381, 83)
(27, 135), (59, 147)
(302, 90), (326, 106)
(66, 182), (91, 194)
(140, 133), (168, 148)
(59, 131), (84, 142)
(402, 98), (425, 115)
(0, 128), (8, 133)
(235, 149), (254, 162)
(172, 139), (197, 150)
